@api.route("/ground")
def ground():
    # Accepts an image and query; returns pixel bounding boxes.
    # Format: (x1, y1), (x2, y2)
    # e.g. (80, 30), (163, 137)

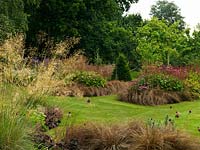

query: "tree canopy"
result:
(0, 0), (28, 42)
(24, 0), (142, 66)
(0, 0), (199, 67)
(136, 17), (183, 65)
(150, 0), (185, 29)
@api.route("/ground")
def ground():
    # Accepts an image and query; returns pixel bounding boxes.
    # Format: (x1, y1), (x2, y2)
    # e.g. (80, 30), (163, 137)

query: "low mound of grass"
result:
(119, 88), (195, 106)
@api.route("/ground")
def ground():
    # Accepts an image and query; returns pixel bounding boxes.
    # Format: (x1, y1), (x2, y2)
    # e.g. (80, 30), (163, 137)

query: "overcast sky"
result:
(128, 0), (200, 30)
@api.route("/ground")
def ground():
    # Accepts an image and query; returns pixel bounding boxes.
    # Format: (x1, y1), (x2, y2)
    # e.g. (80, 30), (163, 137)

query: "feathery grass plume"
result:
(0, 35), (34, 86)
(25, 37), (82, 104)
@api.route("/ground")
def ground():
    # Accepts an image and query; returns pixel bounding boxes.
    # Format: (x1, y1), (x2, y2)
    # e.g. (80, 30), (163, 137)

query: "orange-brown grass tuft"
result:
(78, 80), (133, 97)
(52, 83), (84, 97)
(62, 122), (139, 150)
(119, 88), (195, 106)
(130, 122), (200, 150)
(53, 121), (200, 150)
(78, 63), (114, 78)
(57, 55), (114, 79)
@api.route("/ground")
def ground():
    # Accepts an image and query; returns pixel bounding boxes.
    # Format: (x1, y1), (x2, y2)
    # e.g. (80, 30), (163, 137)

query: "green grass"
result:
(46, 95), (200, 137)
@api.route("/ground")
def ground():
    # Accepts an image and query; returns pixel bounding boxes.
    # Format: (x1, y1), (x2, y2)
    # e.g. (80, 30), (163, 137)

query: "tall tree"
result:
(121, 14), (143, 35)
(185, 29), (200, 65)
(136, 17), (183, 66)
(24, 0), (140, 62)
(112, 53), (132, 81)
(150, 0), (185, 29)
(116, 0), (139, 11)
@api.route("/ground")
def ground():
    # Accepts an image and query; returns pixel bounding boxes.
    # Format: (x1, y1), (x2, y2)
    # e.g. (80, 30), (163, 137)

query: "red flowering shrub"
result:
(142, 65), (200, 80)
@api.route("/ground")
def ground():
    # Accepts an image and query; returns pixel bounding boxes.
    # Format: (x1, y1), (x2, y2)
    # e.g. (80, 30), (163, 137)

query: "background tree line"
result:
(0, 0), (199, 68)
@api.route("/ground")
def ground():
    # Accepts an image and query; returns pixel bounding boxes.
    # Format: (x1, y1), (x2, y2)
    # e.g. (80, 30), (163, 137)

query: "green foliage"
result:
(136, 17), (183, 65)
(186, 30), (200, 65)
(130, 71), (140, 79)
(73, 71), (106, 87)
(139, 73), (184, 91)
(117, 0), (139, 11)
(101, 22), (141, 67)
(121, 14), (143, 33)
(112, 54), (132, 81)
(150, 0), (185, 29)
(0, 15), (15, 42)
(24, 0), (142, 64)
(28, 109), (47, 131)
(184, 72), (200, 97)
(0, 0), (28, 42)
(25, 0), (121, 58)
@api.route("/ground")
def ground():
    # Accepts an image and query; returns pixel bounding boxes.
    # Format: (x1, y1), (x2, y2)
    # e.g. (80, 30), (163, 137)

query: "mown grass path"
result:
(47, 95), (200, 136)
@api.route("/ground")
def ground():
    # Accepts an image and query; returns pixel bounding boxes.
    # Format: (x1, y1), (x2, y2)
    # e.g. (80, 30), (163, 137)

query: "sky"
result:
(128, 0), (200, 30)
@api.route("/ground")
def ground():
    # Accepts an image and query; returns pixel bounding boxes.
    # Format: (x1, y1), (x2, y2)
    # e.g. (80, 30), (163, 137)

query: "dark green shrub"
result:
(73, 71), (106, 87)
(112, 54), (132, 81)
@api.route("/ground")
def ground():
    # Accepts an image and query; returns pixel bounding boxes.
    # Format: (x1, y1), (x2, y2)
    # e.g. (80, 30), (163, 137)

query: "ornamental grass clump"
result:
(79, 80), (133, 97)
(52, 121), (200, 150)
(119, 73), (195, 105)
(0, 35), (34, 86)
(0, 85), (34, 150)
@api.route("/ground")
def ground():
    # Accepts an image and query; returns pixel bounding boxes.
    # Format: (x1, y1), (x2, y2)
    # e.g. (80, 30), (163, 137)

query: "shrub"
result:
(184, 71), (200, 98)
(118, 73), (197, 106)
(112, 53), (132, 81)
(28, 109), (47, 132)
(44, 107), (63, 129)
(73, 71), (106, 87)
(142, 65), (200, 80)
(32, 132), (54, 149)
(137, 73), (184, 92)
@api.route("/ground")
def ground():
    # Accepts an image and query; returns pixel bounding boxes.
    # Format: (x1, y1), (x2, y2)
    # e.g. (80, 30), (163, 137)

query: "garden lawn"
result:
(46, 95), (200, 136)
